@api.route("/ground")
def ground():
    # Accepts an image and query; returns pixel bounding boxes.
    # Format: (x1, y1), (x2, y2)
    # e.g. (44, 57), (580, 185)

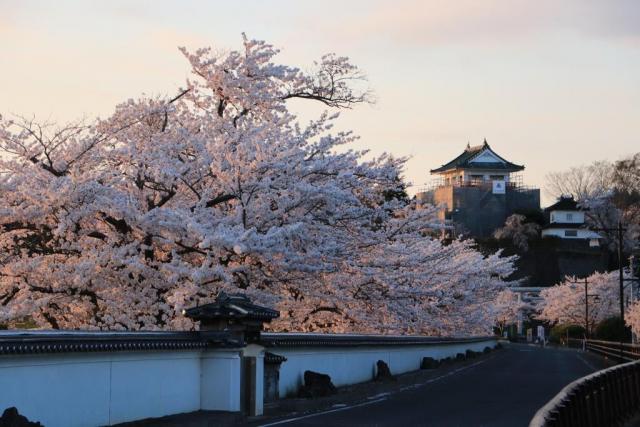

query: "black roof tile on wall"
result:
(0, 330), (238, 355)
(543, 223), (588, 229)
(544, 196), (581, 212)
(183, 292), (279, 322)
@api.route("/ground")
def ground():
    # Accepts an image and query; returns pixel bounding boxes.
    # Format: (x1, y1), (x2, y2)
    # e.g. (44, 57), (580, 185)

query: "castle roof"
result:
(430, 140), (525, 174)
(183, 292), (279, 322)
(544, 196), (581, 212)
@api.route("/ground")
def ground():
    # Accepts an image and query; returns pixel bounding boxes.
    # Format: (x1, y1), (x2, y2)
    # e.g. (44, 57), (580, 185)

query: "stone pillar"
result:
(241, 344), (265, 416)
(517, 311), (523, 336)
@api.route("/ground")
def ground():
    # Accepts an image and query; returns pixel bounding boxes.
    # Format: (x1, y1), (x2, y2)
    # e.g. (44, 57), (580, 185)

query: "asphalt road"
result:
(257, 344), (609, 427)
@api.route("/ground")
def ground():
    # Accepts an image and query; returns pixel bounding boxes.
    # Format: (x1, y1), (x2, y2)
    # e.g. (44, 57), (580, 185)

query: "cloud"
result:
(329, 0), (640, 47)
(0, 0), (19, 34)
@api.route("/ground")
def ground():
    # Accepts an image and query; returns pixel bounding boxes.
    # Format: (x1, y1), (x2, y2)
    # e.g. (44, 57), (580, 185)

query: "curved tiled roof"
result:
(260, 332), (495, 347)
(0, 330), (496, 356)
(544, 196), (581, 212)
(183, 292), (279, 322)
(430, 140), (524, 174)
(543, 222), (587, 229)
(264, 351), (287, 364)
(0, 330), (238, 356)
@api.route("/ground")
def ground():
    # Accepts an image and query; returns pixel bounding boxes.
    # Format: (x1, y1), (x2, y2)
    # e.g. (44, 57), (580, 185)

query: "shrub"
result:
(595, 317), (632, 342)
(549, 324), (585, 344)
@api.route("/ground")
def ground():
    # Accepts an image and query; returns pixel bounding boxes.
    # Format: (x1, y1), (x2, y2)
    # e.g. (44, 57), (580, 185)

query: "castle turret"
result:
(429, 139), (524, 187)
(418, 140), (540, 238)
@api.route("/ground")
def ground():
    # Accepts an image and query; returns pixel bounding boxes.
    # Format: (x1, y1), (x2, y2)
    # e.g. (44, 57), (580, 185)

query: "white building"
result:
(541, 196), (601, 241)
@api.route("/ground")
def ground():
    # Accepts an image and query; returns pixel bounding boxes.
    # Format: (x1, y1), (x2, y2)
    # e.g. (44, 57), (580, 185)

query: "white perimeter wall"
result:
(0, 336), (497, 425)
(0, 349), (240, 427)
(550, 210), (585, 224)
(275, 339), (497, 397)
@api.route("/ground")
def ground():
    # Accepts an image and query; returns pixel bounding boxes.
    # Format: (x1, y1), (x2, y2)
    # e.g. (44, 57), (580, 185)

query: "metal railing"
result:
(567, 338), (640, 362)
(530, 359), (640, 427)
(417, 173), (538, 194)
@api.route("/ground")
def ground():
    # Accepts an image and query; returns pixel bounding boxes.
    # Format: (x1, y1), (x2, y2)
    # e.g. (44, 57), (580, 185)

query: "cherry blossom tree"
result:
(493, 214), (540, 252)
(625, 300), (640, 336)
(0, 35), (515, 334)
(537, 271), (620, 334)
(492, 289), (527, 336)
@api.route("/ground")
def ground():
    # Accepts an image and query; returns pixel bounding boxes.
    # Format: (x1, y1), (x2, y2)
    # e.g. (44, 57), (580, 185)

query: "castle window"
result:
(566, 213), (573, 221)
(489, 175), (504, 180)
(564, 230), (578, 237)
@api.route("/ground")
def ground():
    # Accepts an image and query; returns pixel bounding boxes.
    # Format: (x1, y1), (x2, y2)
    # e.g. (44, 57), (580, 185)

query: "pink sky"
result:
(2, 0), (639, 204)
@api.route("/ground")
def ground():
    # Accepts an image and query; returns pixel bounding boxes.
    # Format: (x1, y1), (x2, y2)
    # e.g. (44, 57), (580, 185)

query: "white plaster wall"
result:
(0, 349), (240, 427)
(201, 350), (242, 412)
(108, 351), (201, 425)
(0, 337), (497, 424)
(550, 211), (585, 224)
(0, 353), (112, 427)
(274, 339), (496, 397)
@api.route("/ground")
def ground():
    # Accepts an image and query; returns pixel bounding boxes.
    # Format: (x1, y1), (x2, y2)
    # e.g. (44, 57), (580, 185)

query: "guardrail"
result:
(567, 338), (640, 362)
(530, 359), (640, 427)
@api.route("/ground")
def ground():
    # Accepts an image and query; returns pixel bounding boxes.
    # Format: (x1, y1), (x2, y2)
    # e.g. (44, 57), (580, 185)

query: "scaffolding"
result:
(417, 173), (537, 195)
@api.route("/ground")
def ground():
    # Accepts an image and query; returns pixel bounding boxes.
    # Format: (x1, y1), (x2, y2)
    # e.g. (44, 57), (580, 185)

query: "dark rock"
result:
(441, 357), (453, 365)
(465, 349), (477, 359)
(455, 352), (466, 361)
(483, 346), (492, 354)
(375, 360), (396, 381)
(420, 357), (439, 369)
(298, 370), (336, 398)
(0, 407), (43, 427)
(496, 342), (503, 350)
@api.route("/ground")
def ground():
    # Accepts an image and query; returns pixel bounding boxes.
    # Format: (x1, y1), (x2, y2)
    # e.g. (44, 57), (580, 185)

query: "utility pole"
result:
(570, 277), (597, 339)
(631, 255), (638, 344)
(584, 277), (589, 338)
(592, 222), (627, 343)
(619, 221), (625, 337)
(589, 221), (628, 360)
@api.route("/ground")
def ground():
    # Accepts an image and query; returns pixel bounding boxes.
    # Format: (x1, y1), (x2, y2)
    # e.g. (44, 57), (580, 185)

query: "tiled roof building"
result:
(417, 140), (540, 238)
